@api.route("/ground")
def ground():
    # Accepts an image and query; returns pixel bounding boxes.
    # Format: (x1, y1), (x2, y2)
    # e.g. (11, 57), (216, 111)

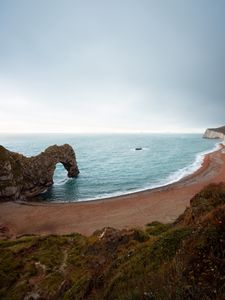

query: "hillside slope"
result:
(0, 183), (225, 300)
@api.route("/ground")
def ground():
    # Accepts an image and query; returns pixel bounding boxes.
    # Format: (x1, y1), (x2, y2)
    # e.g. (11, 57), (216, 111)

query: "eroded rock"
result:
(0, 144), (79, 201)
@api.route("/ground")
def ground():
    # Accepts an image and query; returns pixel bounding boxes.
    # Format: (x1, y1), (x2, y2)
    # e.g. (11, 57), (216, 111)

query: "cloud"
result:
(0, 0), (225, 132)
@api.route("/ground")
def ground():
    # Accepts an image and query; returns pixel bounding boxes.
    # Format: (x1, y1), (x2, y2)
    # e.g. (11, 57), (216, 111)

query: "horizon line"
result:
(0, 130), (204, 135)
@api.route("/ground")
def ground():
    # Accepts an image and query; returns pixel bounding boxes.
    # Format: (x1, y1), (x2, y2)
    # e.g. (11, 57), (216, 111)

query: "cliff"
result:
(0, 183), (225, 299)
(0, 144), (79, 201)
(203, 125), (225, 139)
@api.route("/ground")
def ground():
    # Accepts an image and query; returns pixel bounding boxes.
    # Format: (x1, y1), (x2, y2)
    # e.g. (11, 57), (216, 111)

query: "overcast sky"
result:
(0, 0), (225, 133)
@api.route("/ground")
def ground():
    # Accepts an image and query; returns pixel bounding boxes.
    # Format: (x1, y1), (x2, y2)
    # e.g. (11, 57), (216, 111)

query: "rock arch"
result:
(0, 144), (79, 201)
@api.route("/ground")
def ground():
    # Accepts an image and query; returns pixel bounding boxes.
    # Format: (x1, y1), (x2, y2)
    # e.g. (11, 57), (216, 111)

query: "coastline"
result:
(72, 141), (222, 203)
(0, 145), (225, 238)
(32, 141), (222, 204)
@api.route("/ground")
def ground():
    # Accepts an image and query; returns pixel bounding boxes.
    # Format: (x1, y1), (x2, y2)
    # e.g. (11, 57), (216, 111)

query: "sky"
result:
(0, 0), (225, 133)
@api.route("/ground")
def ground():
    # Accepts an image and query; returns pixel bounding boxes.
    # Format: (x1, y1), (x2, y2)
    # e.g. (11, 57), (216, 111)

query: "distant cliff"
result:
(0, 144), (79, 201)
(203, 125), (225, 139)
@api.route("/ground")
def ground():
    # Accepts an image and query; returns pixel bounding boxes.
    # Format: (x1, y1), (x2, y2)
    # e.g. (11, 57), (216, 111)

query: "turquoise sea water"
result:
(0, 134), (220, 202)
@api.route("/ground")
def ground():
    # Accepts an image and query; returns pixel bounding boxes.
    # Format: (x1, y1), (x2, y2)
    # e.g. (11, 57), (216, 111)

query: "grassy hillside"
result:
(1, 183), (225, 300)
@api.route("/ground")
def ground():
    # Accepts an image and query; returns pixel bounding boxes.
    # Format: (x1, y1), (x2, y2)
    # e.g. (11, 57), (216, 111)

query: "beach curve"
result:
(0, 145), (225, 238)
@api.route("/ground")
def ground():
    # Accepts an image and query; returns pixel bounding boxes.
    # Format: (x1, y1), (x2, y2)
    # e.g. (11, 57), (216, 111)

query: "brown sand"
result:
(0, 146), (225, 238)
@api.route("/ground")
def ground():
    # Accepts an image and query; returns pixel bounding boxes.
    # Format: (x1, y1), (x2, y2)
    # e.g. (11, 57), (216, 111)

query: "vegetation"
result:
(0, 183), (225, 299)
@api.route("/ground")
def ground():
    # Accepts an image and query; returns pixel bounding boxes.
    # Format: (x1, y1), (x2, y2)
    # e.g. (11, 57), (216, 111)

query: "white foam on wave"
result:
(164, 141), (222, 185)
(53, 178), (69, 186)
(75, 141), (222, 202)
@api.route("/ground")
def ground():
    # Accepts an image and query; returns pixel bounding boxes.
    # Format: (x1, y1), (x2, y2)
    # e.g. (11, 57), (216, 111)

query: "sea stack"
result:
(0, 144), (79, 201)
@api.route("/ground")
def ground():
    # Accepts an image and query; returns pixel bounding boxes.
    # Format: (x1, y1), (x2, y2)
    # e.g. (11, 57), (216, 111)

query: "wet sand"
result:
(0, 146), (225, 238)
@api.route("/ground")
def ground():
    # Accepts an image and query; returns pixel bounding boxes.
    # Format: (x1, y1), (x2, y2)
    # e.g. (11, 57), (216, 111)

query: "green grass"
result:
(0, 183), (225, 300)
(146, 221), (172, 236)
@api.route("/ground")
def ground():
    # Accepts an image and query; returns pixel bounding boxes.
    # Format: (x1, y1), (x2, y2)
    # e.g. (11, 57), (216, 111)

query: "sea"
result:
(0, 133), (220, 202)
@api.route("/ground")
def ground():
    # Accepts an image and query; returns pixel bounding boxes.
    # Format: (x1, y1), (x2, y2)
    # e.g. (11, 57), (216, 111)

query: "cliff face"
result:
(203, 125), (225, 139)
(0, 144), (79, 201)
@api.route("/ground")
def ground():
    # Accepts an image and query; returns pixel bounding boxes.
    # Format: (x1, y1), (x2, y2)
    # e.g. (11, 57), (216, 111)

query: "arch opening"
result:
(53, 162), (68, 186)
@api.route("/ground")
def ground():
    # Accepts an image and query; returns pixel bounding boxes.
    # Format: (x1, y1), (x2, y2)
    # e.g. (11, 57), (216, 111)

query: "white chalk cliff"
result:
(203, 126), (225, 140)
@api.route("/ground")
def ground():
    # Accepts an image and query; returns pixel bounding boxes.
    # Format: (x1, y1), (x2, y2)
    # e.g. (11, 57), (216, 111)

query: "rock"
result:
(203, 126), (225, 140)
(90, 227), (140, 255)
(0, 144), (79, 201)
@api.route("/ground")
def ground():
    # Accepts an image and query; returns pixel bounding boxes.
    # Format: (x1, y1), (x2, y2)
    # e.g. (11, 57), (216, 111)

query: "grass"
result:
(146, 221), (172, 236)
(0, 183), (225, 299)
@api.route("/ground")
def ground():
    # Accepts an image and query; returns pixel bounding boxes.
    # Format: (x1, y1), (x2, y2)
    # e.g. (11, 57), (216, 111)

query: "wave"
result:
(163, 141), (221, 185)
(73, 141), (222, 202)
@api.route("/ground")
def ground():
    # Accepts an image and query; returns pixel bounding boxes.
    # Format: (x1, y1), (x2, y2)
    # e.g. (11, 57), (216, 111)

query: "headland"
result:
(0, 145), (225, 237)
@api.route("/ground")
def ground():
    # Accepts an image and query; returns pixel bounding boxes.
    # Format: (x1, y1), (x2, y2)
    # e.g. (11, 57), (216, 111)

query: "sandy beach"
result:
(0, 145), (225, 238)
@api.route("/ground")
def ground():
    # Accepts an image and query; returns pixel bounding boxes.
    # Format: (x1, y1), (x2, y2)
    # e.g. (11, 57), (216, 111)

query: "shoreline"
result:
(22, 142), (221, 205)
(0, 145), (225, 238)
